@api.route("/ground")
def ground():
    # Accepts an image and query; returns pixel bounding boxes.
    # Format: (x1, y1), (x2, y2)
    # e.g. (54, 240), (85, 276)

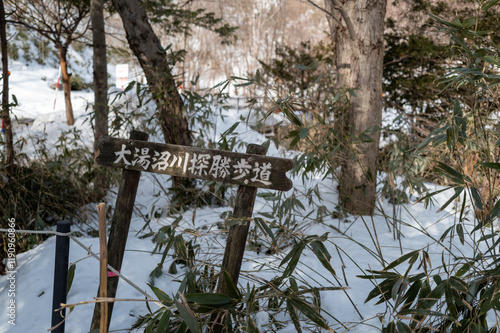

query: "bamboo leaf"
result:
(415, 186), (452, 205)
(288, 297), (331, 330)
(439, 226), (453, 242)
(144, 317), (157, 333)
(384, 250), (420, 270)
(254, 217), (276, 247)
(67, 263), (76, 295)
(286, 300), (303, 333)
(300, 127), (309, 139)
(222, 270), (241, 300)
(295, 63), (308, 70)
(470, 187), (483, 210)
(436, 187), (463, 213)
(480, 285), (496, 314)
(398, 308), (450, 318)
(482, 199), (500, 228)
(414, 133), (435, 152)
(391, 278), (405, 302)
(156, 310), (171, 333)
(310, 240), (336, 276)
(396, 320), (412, 333)
(221, 122), (240, 137)
(184, 293), (233, 305)
(399, 280), (422, 311)
(434, 162), (466, 184)
(280, 242), (306, 278)
(148, 284), (173, 306)
(457, 223), (465, 246)
(483, 0), (500, 10)
(479, 162), (500, 170)
(174, 292), (200, 333)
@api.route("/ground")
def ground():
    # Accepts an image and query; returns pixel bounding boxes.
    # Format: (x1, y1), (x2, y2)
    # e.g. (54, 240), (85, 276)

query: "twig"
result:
(305, 0), (356, 41)
(330, 0), (356, 41)
(60, 297), (166, 308)
(305, 0), (342, 26)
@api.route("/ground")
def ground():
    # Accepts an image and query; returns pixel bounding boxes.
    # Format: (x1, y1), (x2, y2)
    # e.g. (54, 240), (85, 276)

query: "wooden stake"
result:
(90, 130), (149, 331)
(50, 220), (71, 333)
(211, 144), (266, 332)
(97, 203), (107, 333)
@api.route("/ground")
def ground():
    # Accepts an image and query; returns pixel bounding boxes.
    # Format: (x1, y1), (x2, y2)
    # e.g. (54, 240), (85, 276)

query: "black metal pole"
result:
(51, 220), (71, 333)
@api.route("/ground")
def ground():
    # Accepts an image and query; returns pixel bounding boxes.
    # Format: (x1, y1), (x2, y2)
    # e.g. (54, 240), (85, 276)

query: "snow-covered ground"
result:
(0, 60), (488, 333)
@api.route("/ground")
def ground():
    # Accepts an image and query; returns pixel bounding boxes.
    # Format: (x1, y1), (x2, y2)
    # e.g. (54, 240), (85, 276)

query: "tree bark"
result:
(91, 0), (109, 198)
(0, 0), (14, 174)
(58, 46), (75, 126)
(110, 0), (191, 146)
(325, 0), (386, 215)
(91, 0), (108, 152)
(111, 0), (192, 189)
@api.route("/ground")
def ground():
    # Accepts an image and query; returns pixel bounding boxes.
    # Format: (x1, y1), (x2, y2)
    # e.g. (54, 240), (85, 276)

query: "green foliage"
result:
(70, 73), (90, 91)
(260, 41), (333, 93)
(259, 41), (334, 116)
(131, 177), (345, 332)
(135, 259), (338, 332)
(365, 4), (500, 332)
(143, 0), (238, 45)
(383, 31), (452, 143)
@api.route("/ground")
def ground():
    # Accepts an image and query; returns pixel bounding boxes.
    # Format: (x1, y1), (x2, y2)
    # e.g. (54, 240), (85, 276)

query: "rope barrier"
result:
(0, 228), (161, 307)
(0, 228), (71, 237)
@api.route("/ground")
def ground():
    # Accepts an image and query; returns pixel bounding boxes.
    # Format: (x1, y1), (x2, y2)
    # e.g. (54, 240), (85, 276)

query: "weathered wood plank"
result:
(96, 135), (294, 191)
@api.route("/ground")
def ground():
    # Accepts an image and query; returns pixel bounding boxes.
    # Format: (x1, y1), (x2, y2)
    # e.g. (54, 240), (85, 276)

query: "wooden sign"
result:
(96, 136), (294, 191)
(91, 132), (294, 331)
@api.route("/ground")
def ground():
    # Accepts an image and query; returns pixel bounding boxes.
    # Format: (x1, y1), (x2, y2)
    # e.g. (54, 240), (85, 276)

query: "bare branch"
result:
(305, 0), (342, 26)
(329, 0), (356, 41)
(306, 0), (355, 41)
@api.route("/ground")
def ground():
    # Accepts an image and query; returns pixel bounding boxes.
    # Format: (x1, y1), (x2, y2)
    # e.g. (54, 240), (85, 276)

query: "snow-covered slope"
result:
(0, 57), (486, 333)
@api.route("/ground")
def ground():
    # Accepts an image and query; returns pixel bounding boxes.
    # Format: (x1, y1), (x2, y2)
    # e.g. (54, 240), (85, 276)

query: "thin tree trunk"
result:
(110, 0), (191, 146)
(58, 46), (75, 126)
(326, 0), (386, 215)
(91, 0), (108, 152)
(0, 0), (14, 174)
(91, 0), (109, 198)
(111, 0), (191, 190)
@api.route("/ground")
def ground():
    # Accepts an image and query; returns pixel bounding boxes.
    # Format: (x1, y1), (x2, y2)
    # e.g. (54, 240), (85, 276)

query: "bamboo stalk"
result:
(97, 203), (108, 333)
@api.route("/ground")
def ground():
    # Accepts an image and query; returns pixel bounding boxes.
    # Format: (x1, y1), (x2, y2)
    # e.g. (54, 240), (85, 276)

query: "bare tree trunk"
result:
(91, 0), (108, 152)
(91, 0), (109, 198)
(110, 0), (191, 189)
(326, 0), (386, 215)
(110, 0), (191, 144)
(58, 46), (75, 126)
(0, 1), (14, 174)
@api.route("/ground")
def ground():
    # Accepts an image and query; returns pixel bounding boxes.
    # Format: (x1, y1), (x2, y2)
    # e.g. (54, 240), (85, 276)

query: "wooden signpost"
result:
(96, 135), (293, 191)
(90, 131), (293, 331)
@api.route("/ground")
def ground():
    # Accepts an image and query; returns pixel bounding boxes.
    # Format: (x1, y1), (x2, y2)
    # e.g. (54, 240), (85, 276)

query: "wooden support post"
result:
(97, 203), (108, 333)
(212, 144), (266, 332)
(90, 130), (149, 331)
(51, 220), (71, 333)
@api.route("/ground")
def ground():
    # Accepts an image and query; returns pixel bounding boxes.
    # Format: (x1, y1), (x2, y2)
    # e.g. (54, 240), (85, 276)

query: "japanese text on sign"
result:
(113, 144), (272, 185)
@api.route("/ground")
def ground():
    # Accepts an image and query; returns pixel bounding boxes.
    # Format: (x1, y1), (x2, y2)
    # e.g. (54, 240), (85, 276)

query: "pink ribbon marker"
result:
(107, 270), (120, 277)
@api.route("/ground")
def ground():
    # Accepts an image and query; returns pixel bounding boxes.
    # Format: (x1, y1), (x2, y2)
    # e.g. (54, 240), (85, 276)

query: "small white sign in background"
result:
(115, 64), (129, 90)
